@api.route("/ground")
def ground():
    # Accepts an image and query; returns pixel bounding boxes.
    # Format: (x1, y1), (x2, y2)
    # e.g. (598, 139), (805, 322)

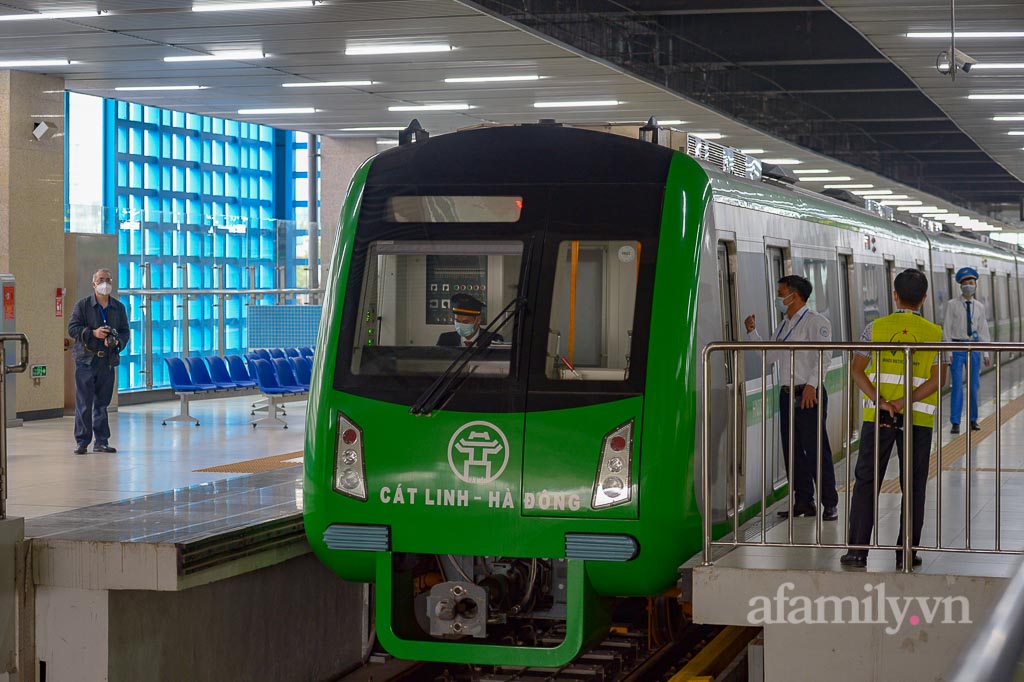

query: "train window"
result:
(766, 246), (788, 329)
(387, 196), (523, 223)
(349, 240), (523, 377)
(980, 272), (995, 340)
(837, 254), (853, 343)
(998, 273), (1012, 341)
(883, 259), (896, 314)
(1009, 273), (1021, 342)
(716, 242), (738, 380)
(946, 267), (956, 306)
(546, 240), (638, 380)
(860, 263), (884, 326)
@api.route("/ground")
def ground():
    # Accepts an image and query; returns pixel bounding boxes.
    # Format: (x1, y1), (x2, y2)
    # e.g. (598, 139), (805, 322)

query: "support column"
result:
(0, 72), (65, 419)
(318, 137), (376, 287)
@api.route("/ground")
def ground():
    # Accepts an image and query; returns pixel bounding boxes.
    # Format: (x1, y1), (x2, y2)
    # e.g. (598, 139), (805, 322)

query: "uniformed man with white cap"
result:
(943, 266), (991, 434)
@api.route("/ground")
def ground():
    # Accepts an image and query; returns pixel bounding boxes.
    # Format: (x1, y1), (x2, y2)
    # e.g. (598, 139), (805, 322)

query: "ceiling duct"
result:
(760, 163), (796, 185)
(822, 188), (861, 206)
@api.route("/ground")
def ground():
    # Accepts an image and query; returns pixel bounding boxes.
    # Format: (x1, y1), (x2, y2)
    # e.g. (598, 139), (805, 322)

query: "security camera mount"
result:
(937, 0), (978, 80)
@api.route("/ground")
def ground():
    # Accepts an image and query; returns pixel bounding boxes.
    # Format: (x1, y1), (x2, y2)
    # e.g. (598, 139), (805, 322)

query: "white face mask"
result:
(95, 282), (112, 296)
(961, 284), (976, 297)
(774, 293), (792, 314)
(454, 321), (476, 338)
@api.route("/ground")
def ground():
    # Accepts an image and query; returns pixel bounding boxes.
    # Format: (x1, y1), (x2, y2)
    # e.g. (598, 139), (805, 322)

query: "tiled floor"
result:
(710, 362), (1024, 578)
(7, 394), (306, 520)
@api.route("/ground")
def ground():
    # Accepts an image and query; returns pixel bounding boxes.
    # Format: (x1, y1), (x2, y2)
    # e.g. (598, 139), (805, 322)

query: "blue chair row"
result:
(250, 347), (313, 362)
(163, 355), (261, 426)
(249, 358), (311, 429)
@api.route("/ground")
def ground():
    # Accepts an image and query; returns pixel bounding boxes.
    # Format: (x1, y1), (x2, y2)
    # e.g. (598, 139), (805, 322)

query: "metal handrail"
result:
(0, 333), (29, 520)
(701, 340), (1024, 574)
(949, 557), (1024, 681)
(119, 287), (324, 296)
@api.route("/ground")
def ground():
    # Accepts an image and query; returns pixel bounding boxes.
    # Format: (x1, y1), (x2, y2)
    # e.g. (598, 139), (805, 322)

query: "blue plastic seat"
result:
(269, 348), (286, 359)
(254, 349), (272, 361)
(206, 356), (240, 389)
(298, 346), (313, 357)
(290, 356), (312, 389)
(252, 359), (295, 395)
(165, 358), (214, 393)
(226, 355), (257, 387)
(284, 348), (301, 357)
(184, 357), (220, 391)
(273, 357), (306, 392)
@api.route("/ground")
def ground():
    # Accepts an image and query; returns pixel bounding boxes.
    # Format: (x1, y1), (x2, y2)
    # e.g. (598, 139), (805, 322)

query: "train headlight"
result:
(592, 420), (634, 509)
(334, 412), (367, 501)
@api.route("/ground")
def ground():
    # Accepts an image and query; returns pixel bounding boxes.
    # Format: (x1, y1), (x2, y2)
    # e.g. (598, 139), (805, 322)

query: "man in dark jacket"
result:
(436, 293), (503, 347)
(67, 268), (130, 455)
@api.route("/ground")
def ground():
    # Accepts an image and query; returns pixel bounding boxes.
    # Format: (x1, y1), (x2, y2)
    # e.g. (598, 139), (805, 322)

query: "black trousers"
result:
(74, 363), (116, 447)
(847, 421), (932, 557)
(779, 386), (839, 507)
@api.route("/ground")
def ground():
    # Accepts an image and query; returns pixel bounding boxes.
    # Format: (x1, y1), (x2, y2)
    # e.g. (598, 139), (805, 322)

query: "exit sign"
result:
(30, 365), (46, 378)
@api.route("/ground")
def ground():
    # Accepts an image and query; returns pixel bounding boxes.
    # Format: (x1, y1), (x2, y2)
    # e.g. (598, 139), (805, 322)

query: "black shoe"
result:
(970, 422), (981, 432)
(840, 552), (867, 568)
(950, 423), (960, 435)
(823, 506), (838, 521)
(896, 553), (923, 569)
(778, 503), (816, 519)
(73, 445), (88, 455)
(93, 444), (117, 453)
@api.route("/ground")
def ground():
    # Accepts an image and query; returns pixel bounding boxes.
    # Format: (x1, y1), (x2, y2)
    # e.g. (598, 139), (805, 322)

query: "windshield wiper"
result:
(409, 296), (526, 416)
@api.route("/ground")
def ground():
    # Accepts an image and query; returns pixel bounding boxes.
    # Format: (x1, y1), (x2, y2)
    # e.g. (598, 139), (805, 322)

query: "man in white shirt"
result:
(744, 275), (838, 520)
(943, 266), (991, 434)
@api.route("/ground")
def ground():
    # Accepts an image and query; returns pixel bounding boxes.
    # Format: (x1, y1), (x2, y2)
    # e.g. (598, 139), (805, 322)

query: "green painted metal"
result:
(303, 144), (712, 665)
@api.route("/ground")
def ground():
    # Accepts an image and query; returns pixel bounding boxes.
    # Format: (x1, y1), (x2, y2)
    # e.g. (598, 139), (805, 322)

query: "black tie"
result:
(966, 301), (973, 337)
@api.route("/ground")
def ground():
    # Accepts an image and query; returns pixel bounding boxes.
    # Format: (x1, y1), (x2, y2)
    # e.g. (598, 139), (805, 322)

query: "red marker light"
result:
(610, 436), (627, 452)
(515, 199), (523, 209)
(342, 428), (358, 445)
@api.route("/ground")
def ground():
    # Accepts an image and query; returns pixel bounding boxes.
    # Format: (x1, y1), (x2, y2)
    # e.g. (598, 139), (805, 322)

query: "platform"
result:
(688, 363), (1024, 681)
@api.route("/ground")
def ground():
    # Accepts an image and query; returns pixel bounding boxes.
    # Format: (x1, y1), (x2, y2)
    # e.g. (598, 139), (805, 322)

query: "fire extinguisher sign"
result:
(3, 286), (13, 321)
(55, 288), (64, 318)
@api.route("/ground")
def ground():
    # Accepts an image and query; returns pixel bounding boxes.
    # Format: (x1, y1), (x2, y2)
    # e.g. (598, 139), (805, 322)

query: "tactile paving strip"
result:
(194, 451), (303, 473)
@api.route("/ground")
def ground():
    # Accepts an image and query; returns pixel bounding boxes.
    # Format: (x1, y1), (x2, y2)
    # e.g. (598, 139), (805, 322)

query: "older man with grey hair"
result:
(67, 268), (130, 455)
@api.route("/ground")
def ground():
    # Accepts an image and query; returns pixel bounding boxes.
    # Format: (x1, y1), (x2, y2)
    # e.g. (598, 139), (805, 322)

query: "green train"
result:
(304, 122), (1024, 666)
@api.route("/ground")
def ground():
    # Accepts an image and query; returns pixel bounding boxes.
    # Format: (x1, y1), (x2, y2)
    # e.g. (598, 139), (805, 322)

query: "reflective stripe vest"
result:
(862, 312), (943, 428)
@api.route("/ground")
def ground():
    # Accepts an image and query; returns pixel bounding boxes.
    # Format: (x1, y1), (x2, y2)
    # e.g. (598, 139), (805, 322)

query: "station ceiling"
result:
(0, 0), (1020, 230)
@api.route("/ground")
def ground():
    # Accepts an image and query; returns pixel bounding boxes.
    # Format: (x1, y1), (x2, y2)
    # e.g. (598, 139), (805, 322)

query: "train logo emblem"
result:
(447, 421), (510, 484)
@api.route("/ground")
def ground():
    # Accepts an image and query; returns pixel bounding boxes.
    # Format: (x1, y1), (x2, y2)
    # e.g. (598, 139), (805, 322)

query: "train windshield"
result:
(349, 240), (524, 379)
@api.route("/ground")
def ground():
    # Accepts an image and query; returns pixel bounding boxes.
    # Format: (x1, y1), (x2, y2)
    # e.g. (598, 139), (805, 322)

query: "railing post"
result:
(702, 345), (714, 566)
(996, 352), (1002, 551)
(966, 348), (973, 549)
(0, 335), (29, 520)
(760, 349), (767, 544)
(788, 350), (795, 544)
(902, 347), (914, 573)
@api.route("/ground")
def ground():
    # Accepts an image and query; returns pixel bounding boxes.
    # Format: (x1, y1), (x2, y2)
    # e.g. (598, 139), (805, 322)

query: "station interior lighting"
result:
(969, 94), (1024, 100)
(792, 169), (830, 174)
(444, 75), (540, 83)
(907, 31), (1024, 39)
(881, 200), (923, 206)
(388, 104), (471, 111)
(689, 132), (725, 139)
(994, 115), (1024, 121)
(165, 52), (265, 62)
(853, 190), (894, 195)
(534, 100), (621, 108)
(116, 85), (208, 91)
(346, 43), (452, 56)
(740, 148), (765, 154)
(193, 1), (323, 11)
(282, 80), (373, 87)
(238, 107), (317, 114)
(824, 184), (873, 189)
(761, 158), (801, 165)
(0, 58), (77, 67)
(797, 176), (852, 182)
(339, 126), (406, 131)
(0, 10), (107, 20)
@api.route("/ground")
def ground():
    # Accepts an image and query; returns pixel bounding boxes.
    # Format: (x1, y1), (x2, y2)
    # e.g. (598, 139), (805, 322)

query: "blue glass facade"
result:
(70, 97), (317, 391)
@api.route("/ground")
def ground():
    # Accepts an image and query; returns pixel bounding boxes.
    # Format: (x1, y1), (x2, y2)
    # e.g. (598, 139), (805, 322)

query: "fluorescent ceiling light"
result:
(925, 213), (957, 218)
(969, 94), (1024, 100)
(193, 1), (322, 11)
(903, 206), (944, 214)
(377, 139), (399, 146)
(115, 85), (207, 91)
(882, 200), (923, 206)
(238, 107), (316, 114)
(346, 43), (451, 56)
(283, 80), (372, 88)
(0, 10), (106, 20)
(792, 169), (830, 174)
(740, 148), (765, 154)
(0, 59), (76, 67)
(798, 176), (852, 182)
(1009, 131), (1024, 136)
(690, 132), (725, 140)
(339, 126), (405, 132)
(534, 100), (621, 108)
(388, 103), (470, 112)
(762, 158), (801, 165)
(907, 31), (1024, 38)
(659, 119), (686, 125)
(972, 63), (1024, 70)
(853, 190), (894, 196)
(824, 184), (873, 189)
(444, 75), (539, 83)
(164, 51), (264, 62)
(995, 116), (1024, 121)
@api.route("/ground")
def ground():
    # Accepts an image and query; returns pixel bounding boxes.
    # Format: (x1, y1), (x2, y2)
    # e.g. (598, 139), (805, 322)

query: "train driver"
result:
(744, 275), (839, 521)
(436, 293), (504, 347)
(943, 267), (991, 434)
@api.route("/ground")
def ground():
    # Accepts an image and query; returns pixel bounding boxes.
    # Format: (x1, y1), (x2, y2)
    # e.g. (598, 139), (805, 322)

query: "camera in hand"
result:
(104, 326), (120, 349)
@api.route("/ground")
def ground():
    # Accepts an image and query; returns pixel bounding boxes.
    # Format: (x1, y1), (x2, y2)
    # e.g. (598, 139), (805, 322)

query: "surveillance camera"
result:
(937, 48), (978, 75)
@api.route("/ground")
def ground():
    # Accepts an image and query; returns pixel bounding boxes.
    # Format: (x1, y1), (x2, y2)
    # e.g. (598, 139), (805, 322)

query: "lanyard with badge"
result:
(774, 308), (809, 342)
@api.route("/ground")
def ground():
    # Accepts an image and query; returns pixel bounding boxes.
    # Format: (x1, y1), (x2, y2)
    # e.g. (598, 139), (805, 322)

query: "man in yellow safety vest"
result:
(840, 269), (948, 569)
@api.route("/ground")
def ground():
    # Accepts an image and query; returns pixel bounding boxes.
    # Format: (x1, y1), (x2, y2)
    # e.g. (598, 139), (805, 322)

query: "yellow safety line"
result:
(568, 240), (579, 364)
(668, 626), (759, 682)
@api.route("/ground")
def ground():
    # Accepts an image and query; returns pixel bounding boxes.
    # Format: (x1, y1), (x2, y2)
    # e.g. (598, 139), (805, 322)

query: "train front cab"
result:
(303, 126), (712, 665)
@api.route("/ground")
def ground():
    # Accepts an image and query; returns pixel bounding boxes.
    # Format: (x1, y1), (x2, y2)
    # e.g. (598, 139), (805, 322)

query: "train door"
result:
(916, 260), (934, 322)
(1010, 271), (1022, 347)
(981, 271), (996, 341)
(716, 238), (743, 512)
(946, 266), (956, 306)
(884, 257), (896, 315)
(765, 242), (790, 487)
